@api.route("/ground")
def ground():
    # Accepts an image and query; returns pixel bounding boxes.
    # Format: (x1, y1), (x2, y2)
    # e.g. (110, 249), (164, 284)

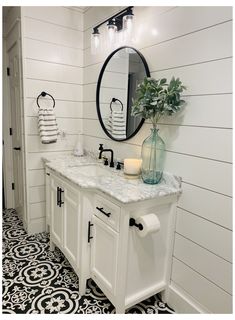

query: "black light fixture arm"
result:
(92, 6), (133, 32)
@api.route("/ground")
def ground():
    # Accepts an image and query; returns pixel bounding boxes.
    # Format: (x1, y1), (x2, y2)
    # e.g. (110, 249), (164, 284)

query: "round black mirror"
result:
(96, 46), (150, 141)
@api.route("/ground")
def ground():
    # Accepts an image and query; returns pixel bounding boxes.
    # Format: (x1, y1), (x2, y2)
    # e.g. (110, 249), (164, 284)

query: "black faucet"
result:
(98, 144), (114, 167)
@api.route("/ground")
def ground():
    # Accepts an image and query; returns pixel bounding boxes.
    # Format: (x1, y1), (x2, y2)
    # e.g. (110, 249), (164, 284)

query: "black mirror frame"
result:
(96, 46), (151, 142)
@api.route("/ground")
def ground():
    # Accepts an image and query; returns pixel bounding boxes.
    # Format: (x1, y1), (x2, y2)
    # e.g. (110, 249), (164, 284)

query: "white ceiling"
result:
(71, 6), (90, 13)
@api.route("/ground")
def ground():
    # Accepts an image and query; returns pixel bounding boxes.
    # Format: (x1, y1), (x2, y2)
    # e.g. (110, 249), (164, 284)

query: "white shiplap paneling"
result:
(171, 258), (232, 313)
(23, 6), (83, 31)
(21, 6), (83, 234)
(25, 59), (83, 85)
(178, 183), (232, 230)
(174, 233), (232, 294)
(83, 6), (233, 314)
(24, 17), (83, 49)
(25, 98), (83, 118)
(24, 38), (83, 67)
(176, 208), (232, 262)
(28, 169), (45, 187)
(25, 79), (83, 101)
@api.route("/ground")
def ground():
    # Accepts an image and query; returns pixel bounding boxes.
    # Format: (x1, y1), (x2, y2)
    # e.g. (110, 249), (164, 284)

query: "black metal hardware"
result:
(12, 183), (15, 190)
(57, 187), (60, 206)
(46, 173), (50, 176)
(116, 161), (124, 170)
(110, 98), (123, 111)
(37, 91), (55, 109)
(99, 148), (114, 168)
(103, 157), (109, 166)
(93, 6), (133, 32)
(9, 128), (12, 135)
(7, 67), (10, 76)
(129, 218), (143, 231)
(58, 188), (64, 207)
(99, 144), (103, 151)
(96, 206), (111, 218)
(13, 147), (21, 150)
(88, 221), (93, 243)
(96, 46), (150, 142)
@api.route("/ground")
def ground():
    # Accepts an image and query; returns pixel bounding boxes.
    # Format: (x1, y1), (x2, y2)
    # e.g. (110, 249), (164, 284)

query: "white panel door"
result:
(63, 184), (80, 268)
(50, 176), (63, 247)
(91, 216), (119, 296)
(8, 42), (24, 214)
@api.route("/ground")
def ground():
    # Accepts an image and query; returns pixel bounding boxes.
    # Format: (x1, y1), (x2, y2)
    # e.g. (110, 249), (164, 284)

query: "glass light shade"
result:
(123, 14), (134, 33)
(91, 32), (100, 55)
(107, 25), (117, 43)
(122, 14), (134, 44)
(106, 24), (117, 52)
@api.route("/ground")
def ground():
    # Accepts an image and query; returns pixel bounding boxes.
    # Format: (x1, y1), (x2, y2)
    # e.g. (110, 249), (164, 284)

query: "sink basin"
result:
(69, 164), (113, 177)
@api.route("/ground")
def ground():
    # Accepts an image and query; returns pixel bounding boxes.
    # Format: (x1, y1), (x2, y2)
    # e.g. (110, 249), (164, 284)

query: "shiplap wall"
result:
(21, 7), (84, 233)
(83, 6), (232, 313)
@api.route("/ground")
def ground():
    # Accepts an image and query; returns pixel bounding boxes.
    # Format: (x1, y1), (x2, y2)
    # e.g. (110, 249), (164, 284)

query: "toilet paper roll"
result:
(136, 214), (161, 237)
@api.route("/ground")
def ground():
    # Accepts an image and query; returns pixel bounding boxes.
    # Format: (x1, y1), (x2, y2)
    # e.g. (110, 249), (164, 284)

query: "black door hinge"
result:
(12, 183), (15, 190)
(7, 67), (10, 76)
(9, 128), (12, 135)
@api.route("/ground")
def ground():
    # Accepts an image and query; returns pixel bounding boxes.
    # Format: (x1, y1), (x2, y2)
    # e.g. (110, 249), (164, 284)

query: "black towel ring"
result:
(37, 91), (55, 109)
(110, 98), (123, 112)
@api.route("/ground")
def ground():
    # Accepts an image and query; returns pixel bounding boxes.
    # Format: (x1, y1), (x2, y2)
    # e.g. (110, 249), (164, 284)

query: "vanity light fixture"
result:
(91, 27), (100, 55)
(91, 6), (134, 54)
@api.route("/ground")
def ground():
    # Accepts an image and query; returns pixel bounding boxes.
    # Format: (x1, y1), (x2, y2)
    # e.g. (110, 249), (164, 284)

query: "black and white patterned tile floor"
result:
(2, 209), (175, 314)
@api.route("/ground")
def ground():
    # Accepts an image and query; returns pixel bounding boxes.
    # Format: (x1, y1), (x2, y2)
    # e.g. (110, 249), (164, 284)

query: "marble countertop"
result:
(43, 153), (182, 204)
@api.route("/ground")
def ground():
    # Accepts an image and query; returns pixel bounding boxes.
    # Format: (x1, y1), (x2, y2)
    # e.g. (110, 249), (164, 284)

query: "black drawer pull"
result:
(96, 206), (111, 217)
(59, 188), (64, 207)
(57, 187), (60, 206)
(13, 147), (21, 150)
(88, 221), (93, 243)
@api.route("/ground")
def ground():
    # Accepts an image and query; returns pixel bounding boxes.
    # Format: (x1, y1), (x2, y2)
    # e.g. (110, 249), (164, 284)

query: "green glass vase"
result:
(141, 127), (165, 184)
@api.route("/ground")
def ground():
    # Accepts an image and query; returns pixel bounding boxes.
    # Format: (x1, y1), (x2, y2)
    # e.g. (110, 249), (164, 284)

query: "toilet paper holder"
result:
(129, 218), (143, 231)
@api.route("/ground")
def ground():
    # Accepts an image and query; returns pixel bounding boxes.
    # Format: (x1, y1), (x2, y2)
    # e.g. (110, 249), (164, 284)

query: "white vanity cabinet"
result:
(90, 194), (121, 297)
(50, 173), (82, 277)
(89, 192), (178, 313)
(46, 165), (180, 314)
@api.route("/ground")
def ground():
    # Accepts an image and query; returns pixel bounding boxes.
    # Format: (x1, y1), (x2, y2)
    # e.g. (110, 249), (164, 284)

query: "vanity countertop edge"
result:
(43, 153), (182, 204)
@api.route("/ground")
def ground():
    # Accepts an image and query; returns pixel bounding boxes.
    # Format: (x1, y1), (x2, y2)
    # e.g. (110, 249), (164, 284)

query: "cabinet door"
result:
(50, 176), (63, 247)
(63, 184), (79, 268)
(91, 216), (119, 296)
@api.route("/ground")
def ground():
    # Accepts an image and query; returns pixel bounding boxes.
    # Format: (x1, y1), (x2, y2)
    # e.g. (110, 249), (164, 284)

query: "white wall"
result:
(21, 7), (84, 233)
(83, 6), (232, 313)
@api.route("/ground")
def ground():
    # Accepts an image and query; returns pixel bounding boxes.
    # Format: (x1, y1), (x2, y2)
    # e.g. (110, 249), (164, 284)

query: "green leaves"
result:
(132, 76), (186, 125)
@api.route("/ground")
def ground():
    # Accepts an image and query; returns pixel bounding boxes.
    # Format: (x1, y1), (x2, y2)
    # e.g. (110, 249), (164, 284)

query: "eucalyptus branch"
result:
(131, 76), (186, 126)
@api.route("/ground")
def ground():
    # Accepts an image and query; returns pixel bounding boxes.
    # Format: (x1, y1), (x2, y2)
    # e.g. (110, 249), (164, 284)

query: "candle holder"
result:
(124, 159), (142, 179)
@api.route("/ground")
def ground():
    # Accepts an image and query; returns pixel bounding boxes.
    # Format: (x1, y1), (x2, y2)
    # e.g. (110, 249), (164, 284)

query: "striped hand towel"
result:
(38, 108), (58, 144)
(105, 111), (126, 139)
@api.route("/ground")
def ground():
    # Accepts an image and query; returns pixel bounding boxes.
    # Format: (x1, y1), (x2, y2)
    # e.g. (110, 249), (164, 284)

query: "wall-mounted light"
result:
(107, 19), (117, 44)
(91, 6), (134, 54)
(123, 7), (134, 33)
(91, 27), (100, 55)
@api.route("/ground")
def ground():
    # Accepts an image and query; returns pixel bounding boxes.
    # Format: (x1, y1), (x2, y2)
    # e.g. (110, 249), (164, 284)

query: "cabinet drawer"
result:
(94, 195), (120, 232)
